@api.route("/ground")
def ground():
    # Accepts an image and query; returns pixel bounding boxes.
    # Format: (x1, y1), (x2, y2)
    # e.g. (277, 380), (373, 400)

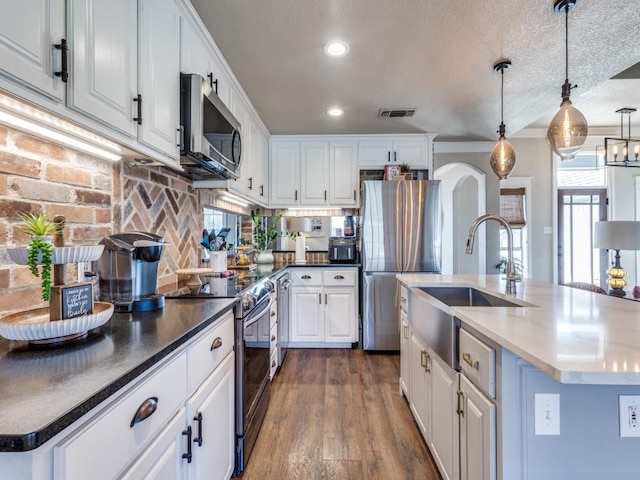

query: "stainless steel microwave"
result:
(179, 73), (242, 179)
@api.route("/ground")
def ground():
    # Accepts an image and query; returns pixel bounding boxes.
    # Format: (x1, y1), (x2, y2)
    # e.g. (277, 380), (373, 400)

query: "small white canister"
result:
(209, 251), (227, 272)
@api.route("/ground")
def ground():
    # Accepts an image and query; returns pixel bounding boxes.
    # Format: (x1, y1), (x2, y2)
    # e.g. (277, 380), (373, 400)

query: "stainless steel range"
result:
(165, 273), (273, 476)
(233, 276), (273, 476)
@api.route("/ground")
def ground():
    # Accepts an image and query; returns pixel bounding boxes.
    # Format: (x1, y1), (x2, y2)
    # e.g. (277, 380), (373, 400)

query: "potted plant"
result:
(251, 209), (284, 264)
(495, 256), (524, 276)
(400, 163), (411, 179)
(17, 211), (62, 301)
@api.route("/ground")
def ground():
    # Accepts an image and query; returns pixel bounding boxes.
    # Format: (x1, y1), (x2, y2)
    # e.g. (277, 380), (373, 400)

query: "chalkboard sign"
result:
(50, 283), (94, 321)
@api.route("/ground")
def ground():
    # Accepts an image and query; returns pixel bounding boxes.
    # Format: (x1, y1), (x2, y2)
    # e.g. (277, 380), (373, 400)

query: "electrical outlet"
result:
(77, 262), (92, 281)
(534, 393), (560, 435)
(619, 395), (640, 437)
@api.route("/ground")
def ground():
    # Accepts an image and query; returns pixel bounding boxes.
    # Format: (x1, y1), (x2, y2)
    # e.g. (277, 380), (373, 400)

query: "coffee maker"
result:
(96, 232), (167, 312)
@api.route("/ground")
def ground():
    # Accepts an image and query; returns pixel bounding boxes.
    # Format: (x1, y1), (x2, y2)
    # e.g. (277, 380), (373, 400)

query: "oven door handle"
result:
(243, 298), (272, 330)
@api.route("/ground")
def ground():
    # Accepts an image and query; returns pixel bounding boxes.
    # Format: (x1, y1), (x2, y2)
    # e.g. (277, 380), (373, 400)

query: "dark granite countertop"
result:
(0, 297), (237, 452)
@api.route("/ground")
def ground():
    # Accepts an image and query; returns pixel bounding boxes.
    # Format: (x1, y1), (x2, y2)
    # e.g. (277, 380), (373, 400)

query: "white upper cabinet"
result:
(138, 0), (181, 160)
(68, 0), (138, 137)
(0, 0), (65, 102)
(358, 135), (434, 171)
(270, 141), (300, 205)
(300, 141), (330, 205)
(329, 141), (358, 205)
(270, 137), (359, 207)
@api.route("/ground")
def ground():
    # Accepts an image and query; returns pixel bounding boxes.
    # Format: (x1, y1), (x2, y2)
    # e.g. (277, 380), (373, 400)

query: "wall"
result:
(434, 137), (554, 282)
(0, 126), (203, 317)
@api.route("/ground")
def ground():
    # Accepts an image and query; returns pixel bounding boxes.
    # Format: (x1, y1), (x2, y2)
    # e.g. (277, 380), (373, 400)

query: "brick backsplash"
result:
(0, 126), (202, 316)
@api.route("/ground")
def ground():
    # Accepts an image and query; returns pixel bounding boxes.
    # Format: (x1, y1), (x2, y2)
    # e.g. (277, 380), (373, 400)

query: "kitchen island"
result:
(397, 274), (640, 480)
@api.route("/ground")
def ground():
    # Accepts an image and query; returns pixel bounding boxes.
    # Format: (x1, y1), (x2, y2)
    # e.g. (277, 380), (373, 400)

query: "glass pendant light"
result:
(547, 0), (588, 161)
(490, 60), (516, 180)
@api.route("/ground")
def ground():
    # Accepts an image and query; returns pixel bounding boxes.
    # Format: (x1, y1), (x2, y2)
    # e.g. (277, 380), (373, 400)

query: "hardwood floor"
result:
(242, 349), (441, 480)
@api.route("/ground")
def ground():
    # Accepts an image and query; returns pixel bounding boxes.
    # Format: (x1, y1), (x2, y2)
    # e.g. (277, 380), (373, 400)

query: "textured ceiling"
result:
(190, 0), (640, 141)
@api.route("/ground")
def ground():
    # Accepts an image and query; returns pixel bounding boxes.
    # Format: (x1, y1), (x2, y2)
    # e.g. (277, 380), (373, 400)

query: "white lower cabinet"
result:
(120, 408), (188, 480)
(409, 331), (429, 438)
(290, 268), (358, 346)
(459, 374), (496, 480)
(185, 352), (235, 480)
(429, 353), (459, 480)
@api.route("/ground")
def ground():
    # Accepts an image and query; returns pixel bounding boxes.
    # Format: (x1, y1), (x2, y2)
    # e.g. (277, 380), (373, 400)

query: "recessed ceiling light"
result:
(327, 107), (344, 117)
(324, 40), (349, 57)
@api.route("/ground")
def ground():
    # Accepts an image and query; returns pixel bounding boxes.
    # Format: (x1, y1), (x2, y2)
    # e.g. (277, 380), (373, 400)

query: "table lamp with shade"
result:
(593, 221), (640, 296)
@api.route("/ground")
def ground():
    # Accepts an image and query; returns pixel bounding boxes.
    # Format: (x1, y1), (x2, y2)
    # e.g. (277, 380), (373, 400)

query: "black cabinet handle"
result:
(130, 396), (158, 427)
(193, 412), (203, 447)
(260, 185), (264, 196)
(133, 94), (142, 125)
(248, 177), (253, 190)
(387, 151), (391, 162)
(325, 293), (327, 304)
(295, 190), (298, 201)
(334, 275), (345, 280)
(182, 426), (193, 463)
(207, 73), (218, 95)
(394, 151), (397, 162)
(324, 190), (327, 201)
(301, 275), (311, 279)
(318, 293), (321, 304)
(210, 337), (222, 350)
(177, 126), (184, 149)
(353, 190), (356, 201)
(54, 39), (69, 82)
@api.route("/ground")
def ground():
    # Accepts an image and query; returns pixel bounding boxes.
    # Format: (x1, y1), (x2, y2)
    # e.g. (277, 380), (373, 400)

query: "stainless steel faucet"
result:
(466, 213), (520, 295)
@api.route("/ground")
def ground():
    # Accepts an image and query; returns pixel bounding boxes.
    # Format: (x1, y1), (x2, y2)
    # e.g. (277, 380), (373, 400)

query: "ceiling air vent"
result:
(378, 108), (416, 118)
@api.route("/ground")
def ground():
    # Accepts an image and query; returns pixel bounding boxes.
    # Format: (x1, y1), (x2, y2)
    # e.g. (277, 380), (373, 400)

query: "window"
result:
(499, 188), (527, 276)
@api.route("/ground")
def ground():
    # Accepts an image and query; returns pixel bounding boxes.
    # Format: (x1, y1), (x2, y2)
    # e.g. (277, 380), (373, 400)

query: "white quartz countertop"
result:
(397, 274), (640, 385)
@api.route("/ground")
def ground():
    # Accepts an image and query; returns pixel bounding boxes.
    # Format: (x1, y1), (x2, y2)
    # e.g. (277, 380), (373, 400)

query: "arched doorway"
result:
(434, 163), (486, 274)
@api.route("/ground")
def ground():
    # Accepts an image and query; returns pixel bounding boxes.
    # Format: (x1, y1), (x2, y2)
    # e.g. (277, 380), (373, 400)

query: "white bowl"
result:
(0, 302), (114, 342)
(7, 245), (104, 265)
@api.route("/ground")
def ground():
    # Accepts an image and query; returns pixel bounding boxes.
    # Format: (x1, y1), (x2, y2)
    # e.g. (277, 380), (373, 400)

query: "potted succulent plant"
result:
(17, 211), (62, 301)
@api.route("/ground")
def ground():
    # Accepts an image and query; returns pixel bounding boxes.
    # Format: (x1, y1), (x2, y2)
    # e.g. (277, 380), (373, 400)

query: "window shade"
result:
(500, 188), (526, 227)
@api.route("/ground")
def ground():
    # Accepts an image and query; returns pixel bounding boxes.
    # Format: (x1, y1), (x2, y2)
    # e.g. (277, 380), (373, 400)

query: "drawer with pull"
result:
(53, 351), (187, 480)
(322, 269), (356, 286)
(291, 269), (322, 286)
(459, 328), (495, 399)
(187, 311), (235, 394)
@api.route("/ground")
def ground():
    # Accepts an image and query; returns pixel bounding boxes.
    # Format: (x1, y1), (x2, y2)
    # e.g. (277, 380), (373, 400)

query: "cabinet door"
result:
(245, 119), (261, 200)
(324, 286), (356, 342)
(180, 17), (212, 81)
(400, 311), (410, 397)
(0, 0), (65, 102)
(69, 0), (137, 137)
(409, 332), (429, 439)
(290, 286), (323, 342)
(120, 408), (187, 480)
(138, 0), (181, 160)
(393, 140), (427, 168)
(259, 131), (269, 202)
(300, 141), (330, 205)
(329, 142), (358, 206)
(358, 140), (393, 168)
(429, 353), (460, 480)
(186, 352), (235, 480)
(460, 374), (496, 480)
(270, 141), (300, 206)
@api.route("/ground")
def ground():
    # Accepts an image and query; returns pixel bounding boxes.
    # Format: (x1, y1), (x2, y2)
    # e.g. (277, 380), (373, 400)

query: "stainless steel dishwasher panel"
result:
(410, 288), (460, 370)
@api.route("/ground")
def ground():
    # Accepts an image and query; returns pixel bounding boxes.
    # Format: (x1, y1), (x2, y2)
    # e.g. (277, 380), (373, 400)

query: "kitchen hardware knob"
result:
(193, 412), (203, 447)
(334, 275), (345, 280)
(272, 360), (276, 368)
(182, 426), (193, 463)
(130, 396), (158, 427)
(207, 73), (218, 94)
(271, 335), (276, 341)
(420, 350), (428, 369)
(133, 94), (142, 125)
(400, 296), (407, 304)
(260, 185), (264, 196)
(271, 310), (276, 316)
(248, 177), (253, 190)
(53, 39), (69, 82)
(177, 126), (184, 149)
(462, 352), (479, 369)
(210, 337), (222, 350)
(301, 275), (312, 279)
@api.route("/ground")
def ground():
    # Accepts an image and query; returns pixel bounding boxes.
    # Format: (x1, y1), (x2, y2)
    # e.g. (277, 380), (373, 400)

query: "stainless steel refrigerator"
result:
(361, 180), (442, 350)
